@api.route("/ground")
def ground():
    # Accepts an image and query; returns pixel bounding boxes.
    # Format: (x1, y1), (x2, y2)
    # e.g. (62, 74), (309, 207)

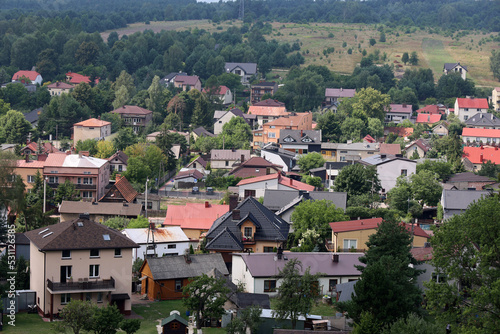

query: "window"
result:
(170, 323), (180, 330)
(432, 272), (447, 283)
(368, 152), (374, 155)
(464, 108), (469, 111)
(343, 239), (357, 250)
(90, 249), (99, 258)
(97, 292), (103, 303)
(329, 279), (338, 292)
(86, 293), (92, 301)
(82, 191), (92, 198)
(61, 294), (71, 305)
(340, 151), (348, 153)
(114, 248), (121, 257)
(83, 171), (91, 175)
(464, 115), (469, 121)
(89, 265), (99, 278)
(62, 250), (71, 259)
(264, 280), (276, 292)
(118, 165), (123, 172)
(49, 176), (59, 183)
(225, 161), (229, 167)
(244, 190), (256, 198)
(244, 227), (253, 238)
(255, 169), (260, 173)
(27, 175), (35, 183)
(268, 132), (276, 138)
(167, 244), (176, 249)
(401, 169), (407, 176)
(270, 125), (275, 129)
(175, 279), (183, 292)
(264, 247), (274, 253)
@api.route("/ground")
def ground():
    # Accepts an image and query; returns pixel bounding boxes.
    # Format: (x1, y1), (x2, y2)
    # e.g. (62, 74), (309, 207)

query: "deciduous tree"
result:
(55, 300), (95, 334)
(297, 152), (325, 173)
(334, 164), (380, 199)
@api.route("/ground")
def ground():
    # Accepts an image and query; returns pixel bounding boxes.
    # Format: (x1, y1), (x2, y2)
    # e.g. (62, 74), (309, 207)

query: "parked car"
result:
(192, 186), (199, 194)
(206, 187), (214, 195)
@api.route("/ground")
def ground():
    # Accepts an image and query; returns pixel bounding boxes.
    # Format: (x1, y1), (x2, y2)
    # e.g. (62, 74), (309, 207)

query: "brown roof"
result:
(410, 247), (433, 261)
(25, 217), (139, 251)
(47, 82), (74, 89)
(379, 143), (401, 155)
(228, 157), (281, 178)
(108, 150), (129, 164)
(110, 105), (152, 115)
(100, 175), (138, 203)
(173, 169), (204, 181)
(58, 201), (142, 217)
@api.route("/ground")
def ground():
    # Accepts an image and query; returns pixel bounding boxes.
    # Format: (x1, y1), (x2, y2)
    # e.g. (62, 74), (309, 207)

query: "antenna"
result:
(145, 222), (157, 258)
(238, 0), (244, 21)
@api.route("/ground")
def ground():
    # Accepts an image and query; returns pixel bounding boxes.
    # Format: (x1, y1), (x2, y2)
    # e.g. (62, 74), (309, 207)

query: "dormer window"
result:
(244, 227), (253, 238)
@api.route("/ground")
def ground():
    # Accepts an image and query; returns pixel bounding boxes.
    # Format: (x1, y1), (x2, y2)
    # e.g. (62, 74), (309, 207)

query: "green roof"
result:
(161, 313), (188, 327)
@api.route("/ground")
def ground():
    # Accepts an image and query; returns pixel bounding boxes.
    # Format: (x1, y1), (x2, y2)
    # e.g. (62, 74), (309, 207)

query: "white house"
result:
(385, 104), (413, 124)
(236, 173), (314, 198)
(260, 144), (297, 172)
(232, 252), (362, 296)
(443, 63), (468, 80)
(213, 109), (247, 135)
(225, 62), (257, 85)
(12, 70), (43, 85)
(122, 226), (190, 261)
(360, 154), (417, 194)
(203, 86), (233, 105)
(454, 98), (490, 122)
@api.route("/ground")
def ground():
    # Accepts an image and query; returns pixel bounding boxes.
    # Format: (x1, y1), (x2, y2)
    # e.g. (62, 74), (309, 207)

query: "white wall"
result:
(377, 160), (416, 193)
(132, 241), (190, 261)
(238, 179), (278, 198)
(261, 151), (291, 172)
(232, 255), (256, 293)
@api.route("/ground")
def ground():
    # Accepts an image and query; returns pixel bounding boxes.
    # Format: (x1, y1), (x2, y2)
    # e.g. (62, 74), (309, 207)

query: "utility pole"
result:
(145, 178), (149, 218)
(43, 177), (48, 213)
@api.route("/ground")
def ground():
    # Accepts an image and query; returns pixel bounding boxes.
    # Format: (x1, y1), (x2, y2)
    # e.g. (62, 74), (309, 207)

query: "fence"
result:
(2, 290), (36, 313)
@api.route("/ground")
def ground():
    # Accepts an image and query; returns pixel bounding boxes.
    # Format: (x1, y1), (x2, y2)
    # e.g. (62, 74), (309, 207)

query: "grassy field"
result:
(101, 20), (500, 87)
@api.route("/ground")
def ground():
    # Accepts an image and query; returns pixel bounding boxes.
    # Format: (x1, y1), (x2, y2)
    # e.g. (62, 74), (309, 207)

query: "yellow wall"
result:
(332, 229), (430, 250)
(15, 166), (42, 191)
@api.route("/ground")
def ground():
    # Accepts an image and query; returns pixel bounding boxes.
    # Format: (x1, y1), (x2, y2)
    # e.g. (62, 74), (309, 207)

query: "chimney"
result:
(184, 253), (191, 264)
(79, 151), (82, 158)
(276, 246), (283, 259)
(205, 201), (210, 208)
(232, 209), (241, 220)
(116, 174), (122, 182)
(289, 178), (293, 186)
(403, 104), (407, 108)
(340, 87), (343, 92)
(241, 154), (245, 163)
(332, 254), (339, 263)
(480, 153), (483, 162)
(25, 154), (29, 162)
(381, 154), (387, 159)
(149, 222), (155, 230)
(229, 194), (238, 211)
(66, 150), (71, 155)
(301, 129), (303, 137)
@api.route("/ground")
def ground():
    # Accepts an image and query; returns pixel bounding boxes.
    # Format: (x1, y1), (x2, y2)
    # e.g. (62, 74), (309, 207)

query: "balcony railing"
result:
(75, 184), (97, 190)
(47, 277), (115, 292)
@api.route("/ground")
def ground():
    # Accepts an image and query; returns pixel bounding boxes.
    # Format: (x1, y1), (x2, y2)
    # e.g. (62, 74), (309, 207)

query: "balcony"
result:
(242, 236), (255, 245)
(47, 277), (115, 293)
(75, 184), (97, 190)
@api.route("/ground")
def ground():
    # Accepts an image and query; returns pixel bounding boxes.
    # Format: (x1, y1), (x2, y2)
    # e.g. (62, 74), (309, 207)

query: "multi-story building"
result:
(323, 88), (356, 110)
(454, 97), (489, 122)
(47, 82), (74, 96)
(443, 62), (468, 80)
(110, 105), (153, 134)
(492, 87), (500, 112)
(250, 82), (278, 104)
(385, 104), (413, 124)
(225, 62), (258, 85)
(248, 99), (288, 127)
(462, 127), (500, 145)
(25, 216), (138, 319)
(73, 118), (112, 146)
(252, 112), (313, 149)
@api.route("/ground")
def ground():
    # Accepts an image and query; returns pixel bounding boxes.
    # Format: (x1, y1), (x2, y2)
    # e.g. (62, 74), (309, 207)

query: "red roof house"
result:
(66, 72), (99, 85)
(416, 113), (442, 124)
(463, 146), (500, 166)
(462, 128), (500, 144)
(12, 70), (42, 85)
(237, 173), (314, 198)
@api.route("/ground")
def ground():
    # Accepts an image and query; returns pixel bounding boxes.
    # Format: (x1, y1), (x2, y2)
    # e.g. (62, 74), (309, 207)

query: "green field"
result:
(422, 38), (451, 76)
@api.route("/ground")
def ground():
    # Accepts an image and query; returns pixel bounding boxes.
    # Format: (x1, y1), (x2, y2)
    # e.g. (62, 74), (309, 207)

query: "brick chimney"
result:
(229, 194), (238, 211)
(289, 178), (293, 186)
(241, 154), (245, 163)
(116, 174), (122, 182)
(232, 209), (241, 220)
(205, 201), (210, 208)
(480, 153), (483, 163)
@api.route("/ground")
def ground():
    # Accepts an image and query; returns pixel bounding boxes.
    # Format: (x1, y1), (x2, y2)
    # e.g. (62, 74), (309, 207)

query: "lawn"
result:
(422, 38), (452, 77)
(1, 313), (54, 333)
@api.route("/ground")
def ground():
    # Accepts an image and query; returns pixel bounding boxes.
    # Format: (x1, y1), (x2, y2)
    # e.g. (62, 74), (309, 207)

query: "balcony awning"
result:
(110, 293), (130, 301)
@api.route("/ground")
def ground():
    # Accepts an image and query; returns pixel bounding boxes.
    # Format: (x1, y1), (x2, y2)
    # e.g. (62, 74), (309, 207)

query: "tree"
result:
(409, 51), (419, 66)
(338, 219), (422, 328)
(379, 32), (386, 43)
(54, 180), (80, 204)
(101, 112), (122, 133)
(490, 50), (500, 82)
(182, 274), (231, 331)
(0, 110), (32, 145)
(226, 305), (262, 334)
(120, 319), (141, 334)
(88, 303), (123, 334)
(302, 175), (323, 189)
(416, 160), (453, 182)
(103, 217), (129, 230)
(55, 300), (95, 334)
(369, 38), (376, 46)
(425, 195), (500, 332)
(297, 152), (325, 173)
(402, 52), (409, 65)
(127, 215), (149, 228)
(290, 199), (348, 247)
(351, 87), (391, 123)
(382, 313), (444, 334)
(273, 259), (321, 329)
(112, 85), (130, 109)
(145, 75), (168, 114)
(367, 117), (384, 139)
(340, 117), (366, 142)
(410, 170), (442, 207)
(334, 164), (380, 199)
(75, 41), (100, 66)
(219, 117), (253, 150)
(96, 140), (115, 159)
(477, 160), (500, 180)
(75, 139), (98, 156)
(113, 127), (138, 151)
(436, 72), (475, 101)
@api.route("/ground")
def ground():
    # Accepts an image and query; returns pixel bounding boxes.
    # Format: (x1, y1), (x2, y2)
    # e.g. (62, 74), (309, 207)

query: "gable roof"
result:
(59, 201), (142, 217)
(66, 72), (98, 84)
(416, 105), (443, 115)
(465, 113), (500, 127)
(12, 70), (40, 82)
(225, 62), (257, 75)
(186, 156), (207, 169)
(360, 154), (416, 166)
(388, 104), (412, 114)
(406, 139), (431, 153)
(163, 202), (229, 230)
(122, 226), (189, 244)
(47, 82), (74, 89)
(444, 63), (467, 71)
(174, 75), (200, 86)
(74, 118), (111, 127)
(25, 217), (139, 251)
(441, 189), (490, 210)
(456, 98), (489, 109)
(24, 108), (43, 125)
(160, 72), (187, 83)
(248, 104), (288, 117)
(100, 174), (138, 202)
(202, 85), (229, 95)
(110, 105), (152, 115)
(264, 113), (311, 128)
(192, 126), (214, 137)
(275, 191), (347, 216)
(447, 171), (495, 183)
(379, 143), (401, 155)
(278, 130), (321, 145)
(161, 313), (188, 327)
(416, 113), (442, 124)
(172, 169), (204, 181)
(462, 128), (500, 138)
(144, 253), (228, 280)
(330, 218), (383, 232)
(211, 149), (250, 161)
(463, 146), (500, 165)
(108, 150), (128, 164)
(324, 88), (356, 98)
(236, 173), (315, 191)
(228, 157), (281, 178)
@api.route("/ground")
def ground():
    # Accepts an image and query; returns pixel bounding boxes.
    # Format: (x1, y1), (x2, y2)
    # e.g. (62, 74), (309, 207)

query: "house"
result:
(444, 172), (496, 190)
(99, 174), (138, 203)
(108, 151), (129, 174)
(330, 218), (430, 252)
(139, 253), (228, 300)
(73, 118), (112, 146)
(462, 146), (500, 171)
(15, 158), (45, 191)
(210, 149), (251, 170)
(186, 156), (208, 174)
(159, 72), (187, 87)
(260, 144), (297, 172)
(385, 104), (413, 124)
(324, 88), (356, 109)
(231, 252), (362, 296)
(203, 85), (233, 105)
(443, 62), (467, 80)
(237, 173), (314, 198)
(462, 127), (500, 145)
(248, 99), (288, 127)
(440, 189), (490, 220)
(360, 154), (417, 193)
(384, 127), (414, 140)
(379, 143), (401, 156)
(163, 202), (229, 241)
(278, 129), (322, 155)
(405, 139), (431, 159)
(205, 197), (290, 262)
(172, 169), (204, 188)
(492, 87), (500, 112)
(160, 313), (189, 334)
(416, 105), (446, 115)
(47, 82), (74, 96)
(253, 113), (313, 149)
(1, 80), (37, 92)
(25, 216), (138, 319)
(59, 201), (143, 222)
(21, 141), (59, 158)
(225, 62), (258, 85)
(110, 105), (153, 134)
(454, 97), (489, 122)
(213, 108), (256, 135)
(191, 126), (215, 141)
(12, 70), (42, 85)
(324, 162), (350, 188)
(465, 113), (500, 129)
(43, 151), (110, 201)
(251, 82), (278, 104)
(174, 75), (201, 91)
(267, 190), (347, 224)
(6, 233), (30, 260)
(416, 113), (441, 125)
(0, 144), (16, 153)
(66, 72), (98, 85)
(122, 226), (190, 261)
(432, 122), (449, 137)
(323, 142), (380, 163)
(24, 108), (43, 128)
(228, 157), (281, 178)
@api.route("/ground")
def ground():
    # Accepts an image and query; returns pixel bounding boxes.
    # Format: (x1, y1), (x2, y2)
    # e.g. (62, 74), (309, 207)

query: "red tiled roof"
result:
(173, 169), (204, 180)
(416, 105), (441, 114)
(12, 71), (40, 82)
(202, 85), (229, 95)
(163, 203), (229, 230)
(385, 127), (414, 137)
(462, 128), (500, 138)
(456, 98), (489, 109)
(111, 105), (153, 115)
(237, 173), (315, 191)
(411, 247), (433, 261)
(74, 118), (111, 127)
(66, 72), (99, 84)
(248, 106), (288, 117)
(463, 146), (500, 164)
(416, 113), (442, 124)
(379, 143), (401, 155)
(363, 135), (376, 143)
(329, 218), (383, 232)
(114, 175), (138, 203)
(264, 113), (310, 127)
(16, 159), (46, 168)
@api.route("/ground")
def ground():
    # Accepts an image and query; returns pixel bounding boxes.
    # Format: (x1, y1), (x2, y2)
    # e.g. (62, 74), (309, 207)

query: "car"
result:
(206, 187), (214, 195)
(192, 186), (199, 194)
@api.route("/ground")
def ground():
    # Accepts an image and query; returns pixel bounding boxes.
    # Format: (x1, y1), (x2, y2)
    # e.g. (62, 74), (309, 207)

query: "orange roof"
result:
(12, 70), (40, 81)
(16, 159), (46, 168)
(66, 72), (99, 84)
(202, 85), (229, 95)
(163, 203), (229, 230)
(463, 146), (500, 164)
(385, 127), (414, 137)
(462, 128), (500, 138)
(248, 105), (288, 116)
(411, 247), (433, 261)
(264, 113), (310, 127)
(115, 175), (138, 202)
(237, 173), (315, 191)
(74, 118), (111, 127)
(416, 113), (442, 124)
(330, 218), (429, 239)
(456, 98), (489, 109)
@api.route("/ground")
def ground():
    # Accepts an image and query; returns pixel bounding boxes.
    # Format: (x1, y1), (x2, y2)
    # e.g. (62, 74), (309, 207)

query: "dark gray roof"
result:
(108, 150), (128, 164)
(360, 154), (415, 166)
(205, 197), (289, 251)
(24, 108), (42, 125)
(145, 253), (228, 280)
(231, 293), (271, 309)
(160, 72), (187, 84)
(193, 126), (214, 137)
(465, 113), (500, 127)
(441, 189), (490, 210)
(225, 62), (257, 75)
(264, 189), (347, 212)
(336, 280), (357, 303)
(325, 162), (350, 170)
(278, 130), (322, 145)
(16, 233), (30, 245)
(444, 63), (467, 71)
(447, 172), (494, 183)
(263, 189), (304, 211)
